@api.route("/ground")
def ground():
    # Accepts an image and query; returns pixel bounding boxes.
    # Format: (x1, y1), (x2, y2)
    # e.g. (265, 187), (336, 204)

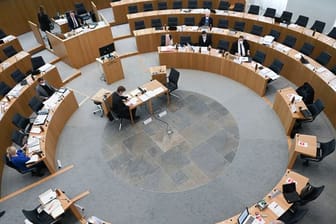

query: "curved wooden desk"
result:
(0, 35), (23, 62)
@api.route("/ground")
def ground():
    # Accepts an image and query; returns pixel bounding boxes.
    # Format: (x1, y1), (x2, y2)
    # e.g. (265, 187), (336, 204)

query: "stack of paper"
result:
(125, 97), (138, 106)
(43, 199), (64, 218)
(27, 144), (41, 154)
(27, 136), (40, 148)
(39, 189), (57, 205)
(25, 154), (39, 164)
(33, 114), (48, 125)
(8, 84), (25, 97)
(268, 202), (285, 216)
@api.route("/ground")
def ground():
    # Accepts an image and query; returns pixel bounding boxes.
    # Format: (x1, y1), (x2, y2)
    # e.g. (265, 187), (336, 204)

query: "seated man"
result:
(164, 34), (173, 46)
(36, 77), (57, 101)
(198, 31), (212, 47)
(198, 10), (213, 27)
(112, 86), (139, 121)
(230, 35), (250, 56)
(6, 145), (45, 176)
(67, 11), (82, 30)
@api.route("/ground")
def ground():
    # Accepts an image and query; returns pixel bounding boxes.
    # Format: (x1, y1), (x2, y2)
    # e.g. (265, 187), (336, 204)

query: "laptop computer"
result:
(282, 182), (301, 203)
(238, 207), (257, 224)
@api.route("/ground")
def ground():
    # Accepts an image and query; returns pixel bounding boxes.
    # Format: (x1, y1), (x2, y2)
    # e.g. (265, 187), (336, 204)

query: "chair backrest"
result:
(31, 56), (46, 71)
(184, 17), (195, 26)
(282, 35), (297, 48)
(11, 69), (26, 84)
(157, 1), (167, 10)
(234, 21), (245, 31)
(218, 19), (229, 28)
(295, 15), (309, 27)
(151, 18), (162, 28)
(233, 3), (245, 12)
(270, 59), (284, 74)
(134, 20), (145, 30)
(279, 207), (308, 224)
(28, 96), (44, 113)
(74, 2), (87, 15)
(143, 3), (153, 11)
(217, 39), (230, 51)
(263, 8), (276, 18)
(315, 51), (331, 66)
(280, 11), (293, 24)
(250, 25), (263, 36)
(128, 5), (138, 14)
(320, 139), (335, 159)
(0, 28), (6, 39)
(300, 42), (314, 56)
(12, 113), (29, 130)
(327, 27), (336, 39)
(218, 1), (230, 10)
(311, 20), (326, 33)
(296, 82), (315, 105)
(300, 185), (325, 205)
(168, 17), (178, 27)
(172, 0), (182, 9)
(0, 81), (11, 97)
(11, 130), (26, 147)
(282, 182), (296, 193)
(253, 50), (266, 64)
(180, 36), (191, 46)
(169, 68), (180, 85)
(248, 5), (260, 15)
(203, 1), (212, 9)
(307, 99), (324, 120)
(268, 29), (280, 41)
(188, 0), (198, 9)
(3, 45), (17, 58)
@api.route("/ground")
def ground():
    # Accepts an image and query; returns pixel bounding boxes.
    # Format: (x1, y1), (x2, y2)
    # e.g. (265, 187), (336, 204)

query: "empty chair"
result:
(253, 50), (266, 64)
(0, 81), (11, 97)
(277, 11), (293, 24)
(157, 1), (167, 10)
(11, 130), (26, 147)
(180, 36), (191, 46)
(247, 5), (260, 15)
(295, 15), (309, 27)
(165, 68), (180, 97)
(296, 82), (315, 105)
(168, 17), (178, 27)
(299, 42), (314, 56)
(268, 29), (280, 41)
(188, 0), (198, 9)
(311, 20), (326, 33)
(143, 3), (153, 11)
(22, 206), (63, 224)
(134, 20), (145, 30)
(0, 28), (6, 39)
(233, 3), (245, 12)
(74, 2), (90, 22)
(327, 27), (336, 39)
(151, 18), (162, 28)
(250, 25), (263, 36)
(234, 21), (245, 31)
(12, 113), (31, 133)
(28, 96), (44, 113)
(299, 184), (325, 205)
(217, 39), (230, 51)
(128, 5), (138, 14)
(3, 45), (17, 58)
(303, 99), (325, 123)
(11, 69), (26, 84)
(184, 17), (195, 26)
(282, 182), (301, 204)
(202, 1), (212, 9)
(263, 8), (276, 18)
(282, 35), (297, 48)
(92, 101), (104, 117)
(315, 51), (331, 66)
(302, 138), (334, 166)
(218, 1), (230, 10)
(31, 56), (46, 71)
(172, 0), (182, 9)
(279, 207), (308, 224)
(269, 59), (284, 74)
(217, 19), (229, 29)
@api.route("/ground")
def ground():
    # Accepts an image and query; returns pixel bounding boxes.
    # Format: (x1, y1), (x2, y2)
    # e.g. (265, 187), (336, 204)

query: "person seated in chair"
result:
(6, 145), (45, 176)
(198, 31), (212, 47)
(36, 77), (57, 101)
(112, 86), (139, 121)
(198, 9), (213, 27)
(230, 35), (250, 56)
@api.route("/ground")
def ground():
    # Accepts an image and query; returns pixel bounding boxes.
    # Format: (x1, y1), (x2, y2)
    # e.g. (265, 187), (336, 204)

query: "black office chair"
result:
(331, 65), (336, 74)
(128, 5), (138, 14)
(327, 27), (336, 39)
(143, 3), (153, 11)
(295, 15), (309, 27)
(151, 18), (162, 28)
(301, 99), (325, 124)
(217, 19), (229, 29)
(296, 82), (314, 105)
(29, 96), (44, 113)
(0, 81), (11, 97)
(22, 206), (63, 224)
(234, 21), (245, 31)
(218, 0), (230, 10)
(279, 207), (308, 224)
(31, 56), (46, 71)
(301, 139), (335, 166)
(12, 113), (32, 133)
(250, 25), (263, 36)
(74, 2), (91, 22)
(247, 5), (260, 15)
(3, 45), (17, 58)
(11, 130), (27, 147)
(298, 184), (325, 205)
(268, 29), (280, 41)
(315, 51), (331, 66)
(202, 1), (212, 9)
(11, 69), (26, 84)
(184, 17), (195, 26)
(217, 40), (230, 51)
(233, 3), (245, 12)
(92, 101), (104, 117)
(172, 0), (182, 9)
(188, 0), (198, 9)
(168, 17), (178, 27)
(253, 50), (266, 64)
(180, 36), (191, 46)
(0, 28), (6, 39)
(282, 35), (297, 48)
(263, 8), (276, 18)
(269, 59), (284, 74)
(299, 42), (314, 57)
(134, 20), (145, 30)
(276, 11), (293, 24)
(4, 155), (37, 175)
(311, 20), (326, 33)
(166, 68), (180, 98)
(157, 1), (167, 10)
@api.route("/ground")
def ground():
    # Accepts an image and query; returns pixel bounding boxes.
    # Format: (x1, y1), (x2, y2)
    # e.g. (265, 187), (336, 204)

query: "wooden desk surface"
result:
(91, 88), (112, 116)
(0, 35), (23, 61)
(293, 134), (317, 157)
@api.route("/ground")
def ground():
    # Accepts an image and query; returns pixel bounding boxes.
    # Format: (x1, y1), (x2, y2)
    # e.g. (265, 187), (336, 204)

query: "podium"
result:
(96, 53), (124, 84)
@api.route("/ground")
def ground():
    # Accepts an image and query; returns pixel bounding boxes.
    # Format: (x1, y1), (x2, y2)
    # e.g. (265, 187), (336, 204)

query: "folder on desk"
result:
(39, 189), (57, 205)
(34, 114), (48, 125)
(25, 154), (39, 164)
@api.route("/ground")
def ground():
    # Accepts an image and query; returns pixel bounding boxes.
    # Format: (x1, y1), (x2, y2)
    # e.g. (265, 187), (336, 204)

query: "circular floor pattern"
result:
(102, 90), (239, 193)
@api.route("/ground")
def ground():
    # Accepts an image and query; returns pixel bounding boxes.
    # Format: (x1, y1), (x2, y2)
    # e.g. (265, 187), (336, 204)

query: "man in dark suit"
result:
(36, 77), (57, 101)
(198, 10), (213, 27)
(67, 11), (82, 30)
(112, 86), (139, 121)
(198, 31), (212, 47)
(230, 35), (250, 56)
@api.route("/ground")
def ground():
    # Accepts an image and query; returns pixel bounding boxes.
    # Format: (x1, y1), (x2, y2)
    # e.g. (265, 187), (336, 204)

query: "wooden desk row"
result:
(0, 35), (23, 62)
(135, 27), (336, 128)
(127, 9), (336, 69)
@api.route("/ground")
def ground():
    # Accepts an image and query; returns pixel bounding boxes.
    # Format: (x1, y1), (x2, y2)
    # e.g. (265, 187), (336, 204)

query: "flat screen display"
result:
(99, 43), (115, 57)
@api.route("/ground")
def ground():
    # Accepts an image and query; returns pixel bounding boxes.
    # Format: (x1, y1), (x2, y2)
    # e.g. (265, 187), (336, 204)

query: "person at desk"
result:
(164, 34), (173, 46)
(198, 10), (213, 27)
(67, 11), (82, 30)
(198, 31), (212, 47)
(6, 145), (45, 176)
(37, 5), (52, 49)
(36, 77), (57, 101)
(112, 86), (139, 121)
(230, 35), (250, 56)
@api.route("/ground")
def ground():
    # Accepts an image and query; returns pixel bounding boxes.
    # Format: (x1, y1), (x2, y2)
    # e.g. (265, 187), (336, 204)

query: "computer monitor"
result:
(99, 43), (115, 57)
(238, 207), (249, 224)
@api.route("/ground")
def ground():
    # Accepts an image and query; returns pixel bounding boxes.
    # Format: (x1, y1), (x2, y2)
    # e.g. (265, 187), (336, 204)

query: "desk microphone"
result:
(138, 87), (146, 94)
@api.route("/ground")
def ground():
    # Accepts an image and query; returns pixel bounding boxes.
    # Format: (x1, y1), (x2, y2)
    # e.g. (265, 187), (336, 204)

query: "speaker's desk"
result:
(0, 35), (23, 62)
(288, 134), (317, 169)
(47, 22), (113, 69)
(96, 53), (124, 85)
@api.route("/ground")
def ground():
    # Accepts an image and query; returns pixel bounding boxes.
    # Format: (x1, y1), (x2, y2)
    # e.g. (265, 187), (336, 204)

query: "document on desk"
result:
(34, 114), (48, 125)
(27, 136), (40, 147)
(8, 84), (25, 97)
(153, 87), (164, 95)
(27, 144), (41, 154)
(39, 189), (57, 205)
(125, 97), (138, 106)
(328, 79), (336, 91)
(268, 201), (285, 217)
(25, 154), (38, 164)
(139, 93), (150, 102)
(38, 63), (53, 72)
